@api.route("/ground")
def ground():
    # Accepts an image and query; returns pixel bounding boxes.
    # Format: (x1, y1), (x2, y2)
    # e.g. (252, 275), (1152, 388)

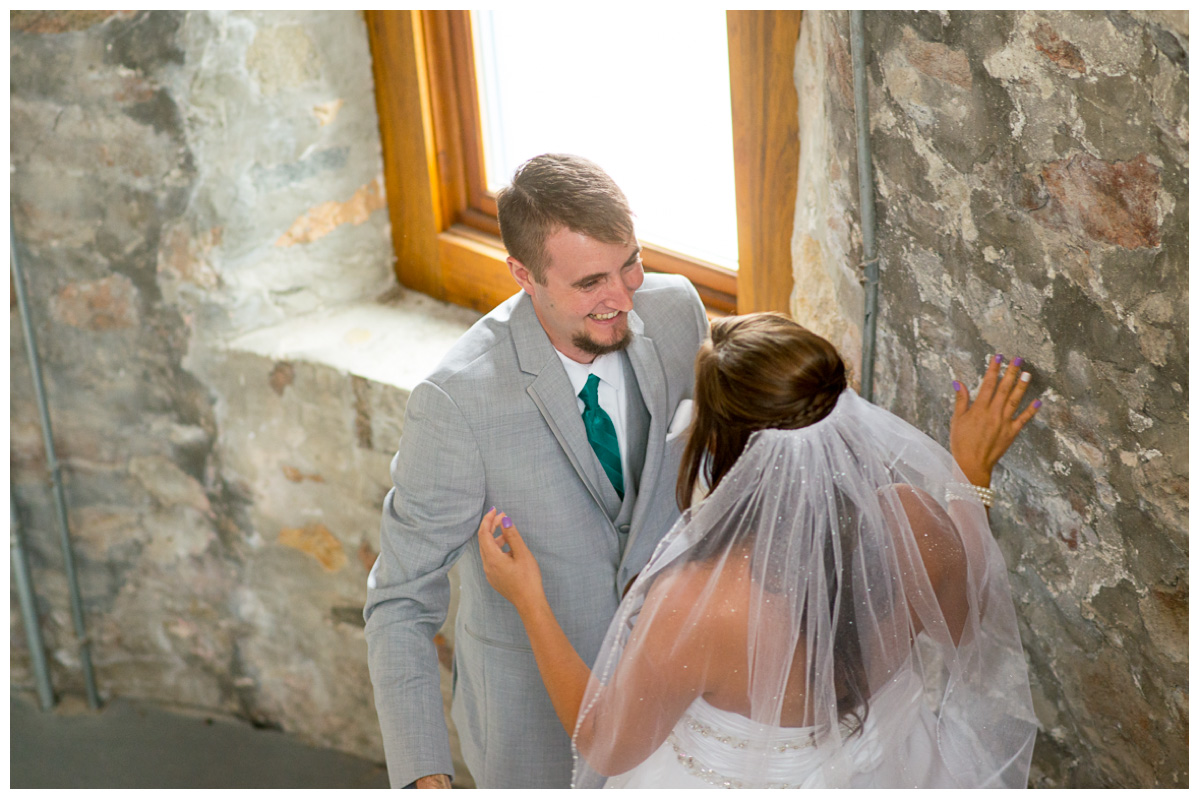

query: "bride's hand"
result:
(950, 354), (1042, 487)
(477, 507), (545, 613)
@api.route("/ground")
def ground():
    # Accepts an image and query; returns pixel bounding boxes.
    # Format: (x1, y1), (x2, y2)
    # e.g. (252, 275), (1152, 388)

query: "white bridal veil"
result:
(572, 390), (1036, 788)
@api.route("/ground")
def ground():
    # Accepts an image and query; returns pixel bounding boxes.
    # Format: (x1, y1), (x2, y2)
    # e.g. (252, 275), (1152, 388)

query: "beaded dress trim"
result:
(665, 705), (858, 789)
(679, 710), (820, 752)
(666, 733), (812, 789)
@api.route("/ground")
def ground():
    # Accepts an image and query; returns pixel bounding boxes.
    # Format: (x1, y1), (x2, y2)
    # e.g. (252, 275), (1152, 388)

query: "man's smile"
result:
(589, 310), (621, 321)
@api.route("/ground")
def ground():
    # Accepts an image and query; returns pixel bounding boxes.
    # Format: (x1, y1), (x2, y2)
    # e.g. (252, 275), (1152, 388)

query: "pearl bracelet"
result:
(947, 481), (995, 508)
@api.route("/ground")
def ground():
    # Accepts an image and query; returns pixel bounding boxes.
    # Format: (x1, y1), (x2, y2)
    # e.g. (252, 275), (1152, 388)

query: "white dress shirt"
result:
(555, 349), (629, 489)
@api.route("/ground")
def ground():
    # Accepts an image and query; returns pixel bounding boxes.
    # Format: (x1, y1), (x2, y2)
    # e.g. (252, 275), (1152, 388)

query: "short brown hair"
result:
(495, 154), (635, 283)
(676, 313), (849, 510)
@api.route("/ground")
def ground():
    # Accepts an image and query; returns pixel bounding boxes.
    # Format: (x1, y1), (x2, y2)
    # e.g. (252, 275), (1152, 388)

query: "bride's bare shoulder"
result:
(643, 557), (752, 622)
(644, 560), (710, 604)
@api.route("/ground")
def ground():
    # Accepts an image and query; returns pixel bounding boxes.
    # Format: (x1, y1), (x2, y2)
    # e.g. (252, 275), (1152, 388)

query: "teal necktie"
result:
(579, 374), (624, 499)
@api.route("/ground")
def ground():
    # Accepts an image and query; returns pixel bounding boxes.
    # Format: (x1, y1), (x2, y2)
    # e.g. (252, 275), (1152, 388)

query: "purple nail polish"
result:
(953, 380), (961, 392)
(994, 354), (1004, 363)
(1013, 357), (1023, 367)
(501, 516), (513, 529)
(488, 506), (496, 514)
(1033, 399), (1042, 409)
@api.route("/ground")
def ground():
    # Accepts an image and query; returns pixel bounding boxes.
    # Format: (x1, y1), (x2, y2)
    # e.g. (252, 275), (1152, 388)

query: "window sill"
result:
(225, 290), (482, 392)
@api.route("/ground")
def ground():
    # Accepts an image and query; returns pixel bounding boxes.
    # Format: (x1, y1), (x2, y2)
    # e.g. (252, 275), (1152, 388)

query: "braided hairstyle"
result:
(676, 313), (849, 510)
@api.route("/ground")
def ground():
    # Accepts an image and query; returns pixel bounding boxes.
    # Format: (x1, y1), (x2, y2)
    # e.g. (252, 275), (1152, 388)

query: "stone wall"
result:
(792, 10), (1188, 788)
(11, 9), (1188, 788)
(9, 10), (413, 761)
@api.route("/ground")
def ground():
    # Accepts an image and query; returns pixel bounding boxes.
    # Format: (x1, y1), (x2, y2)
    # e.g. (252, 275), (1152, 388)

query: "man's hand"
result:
(414, 774), (451, 789)
(950, 354), (1042, 487)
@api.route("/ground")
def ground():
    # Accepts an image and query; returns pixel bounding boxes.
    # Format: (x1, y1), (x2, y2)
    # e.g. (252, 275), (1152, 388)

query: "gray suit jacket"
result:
(364, 274), (708, 788)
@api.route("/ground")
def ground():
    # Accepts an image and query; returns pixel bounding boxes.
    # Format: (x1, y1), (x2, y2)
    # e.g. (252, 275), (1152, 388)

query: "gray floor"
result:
(9, 689), (391, 789)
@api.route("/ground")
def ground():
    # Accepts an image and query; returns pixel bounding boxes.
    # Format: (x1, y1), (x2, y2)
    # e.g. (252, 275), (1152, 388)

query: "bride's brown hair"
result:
(676, 313), (848, 510)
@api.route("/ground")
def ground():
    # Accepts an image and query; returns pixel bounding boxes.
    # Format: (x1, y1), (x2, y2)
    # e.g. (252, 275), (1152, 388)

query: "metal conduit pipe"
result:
(11, 217), (101, 710)
(11, 491), (56, 710)
(850, 11), (881, 402)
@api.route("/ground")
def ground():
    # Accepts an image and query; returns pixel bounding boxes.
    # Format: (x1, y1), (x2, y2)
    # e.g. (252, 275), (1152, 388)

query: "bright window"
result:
(364, 10), (801, 317)
(472, 10), (739, 269)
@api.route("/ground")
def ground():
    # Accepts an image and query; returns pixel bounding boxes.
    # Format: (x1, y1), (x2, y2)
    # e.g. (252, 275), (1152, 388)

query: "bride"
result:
(478, 314), (1040, 788)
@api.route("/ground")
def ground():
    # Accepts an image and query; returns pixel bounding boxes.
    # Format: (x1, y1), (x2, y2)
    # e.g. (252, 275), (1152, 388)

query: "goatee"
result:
(573, 326), (632, 358)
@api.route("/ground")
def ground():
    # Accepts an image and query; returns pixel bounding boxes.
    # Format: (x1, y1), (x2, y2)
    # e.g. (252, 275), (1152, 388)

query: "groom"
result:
(364, 154), (709, 788)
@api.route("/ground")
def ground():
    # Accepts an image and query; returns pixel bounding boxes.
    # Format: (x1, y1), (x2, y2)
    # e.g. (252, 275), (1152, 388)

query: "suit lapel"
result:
(512, 295), (613, 516)
(621, 310), (669, 558)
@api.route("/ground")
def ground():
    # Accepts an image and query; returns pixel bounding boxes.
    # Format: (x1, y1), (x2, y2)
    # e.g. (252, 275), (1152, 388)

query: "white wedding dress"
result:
(573, 392), (1036, 789)
(602, 672), (954, 789)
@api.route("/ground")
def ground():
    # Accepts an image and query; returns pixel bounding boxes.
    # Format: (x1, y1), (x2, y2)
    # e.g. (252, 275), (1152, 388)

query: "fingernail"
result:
(1033, 399), (1042, 408)
(1013, 357), (1023, 367)
(488, 506), (496, 514)
(501, 516), (513, 529)
(1020, 372), (1031, 382)
(952, 380), (961, 392)
(994, 354), (1004, 363)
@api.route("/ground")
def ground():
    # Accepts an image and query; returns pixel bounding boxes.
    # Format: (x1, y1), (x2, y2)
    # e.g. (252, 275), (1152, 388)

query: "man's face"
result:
(509, 227), (645, 364)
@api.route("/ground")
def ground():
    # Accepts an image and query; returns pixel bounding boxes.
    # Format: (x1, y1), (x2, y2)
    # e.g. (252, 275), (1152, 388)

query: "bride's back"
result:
(653, 552), (843, 731)
(671, 486), (967, 732)
(665, 556), (812, 727)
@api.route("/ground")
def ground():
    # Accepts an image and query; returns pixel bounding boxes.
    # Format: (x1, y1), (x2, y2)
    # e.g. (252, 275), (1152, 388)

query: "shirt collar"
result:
(555, 349), (624, 396)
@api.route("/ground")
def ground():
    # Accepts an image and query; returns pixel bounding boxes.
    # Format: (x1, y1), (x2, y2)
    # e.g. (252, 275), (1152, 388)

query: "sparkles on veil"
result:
(572, 377), (1036, 787)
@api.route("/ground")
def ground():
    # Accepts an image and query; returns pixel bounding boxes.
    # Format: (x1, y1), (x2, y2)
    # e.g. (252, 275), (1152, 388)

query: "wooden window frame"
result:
(365, 10), (799, 316)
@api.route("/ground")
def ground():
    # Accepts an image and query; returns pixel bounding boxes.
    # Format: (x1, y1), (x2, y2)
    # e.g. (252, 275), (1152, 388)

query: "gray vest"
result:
(593, 354), (650, 555)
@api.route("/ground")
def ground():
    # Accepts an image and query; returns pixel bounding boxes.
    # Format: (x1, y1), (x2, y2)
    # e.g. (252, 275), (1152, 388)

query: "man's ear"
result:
(508, 257), (537, 295)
